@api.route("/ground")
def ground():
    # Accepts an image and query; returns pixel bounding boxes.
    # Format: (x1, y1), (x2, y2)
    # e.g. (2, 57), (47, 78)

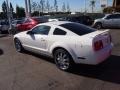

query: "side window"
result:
(106, 15), (113, 19)
(107, 15), (119, 19)
(116, 14), (120, 19)
(53, 28), (67, 35)
(112, 15), (118, 19)
(32, 25), (50, 35)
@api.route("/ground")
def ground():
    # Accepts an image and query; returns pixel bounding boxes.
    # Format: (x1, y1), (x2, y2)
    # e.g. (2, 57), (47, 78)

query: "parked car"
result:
(16, 17), (48, 32)
(93, 13), (120, 29)
(63, 15), (93, 26)
(9, 20), (24, 34)
(48, 18), (59, 22)
(48, 17), (66, 22)
(12, 20), (24, 28)
(14, 21), (113, 71)
(0, 20), (9, 34)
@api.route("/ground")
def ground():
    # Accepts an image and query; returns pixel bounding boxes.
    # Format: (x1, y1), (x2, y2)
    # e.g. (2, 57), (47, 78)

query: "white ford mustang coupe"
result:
(14, 21), (113, 71)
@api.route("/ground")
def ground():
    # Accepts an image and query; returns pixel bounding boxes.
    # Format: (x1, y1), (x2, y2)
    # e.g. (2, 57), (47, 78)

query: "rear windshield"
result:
(60, 23), (95, 36)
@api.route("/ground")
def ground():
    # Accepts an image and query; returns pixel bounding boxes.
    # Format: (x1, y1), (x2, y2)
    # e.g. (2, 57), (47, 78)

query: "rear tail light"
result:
(94, 40), (103, 51)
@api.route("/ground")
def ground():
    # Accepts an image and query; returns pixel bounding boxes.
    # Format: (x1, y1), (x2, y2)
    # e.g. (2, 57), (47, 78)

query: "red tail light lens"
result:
(94, 40), (103, 51)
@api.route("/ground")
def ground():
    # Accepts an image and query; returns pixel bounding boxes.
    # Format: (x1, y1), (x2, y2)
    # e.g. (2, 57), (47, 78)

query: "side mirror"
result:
(27, 31), (34, 35)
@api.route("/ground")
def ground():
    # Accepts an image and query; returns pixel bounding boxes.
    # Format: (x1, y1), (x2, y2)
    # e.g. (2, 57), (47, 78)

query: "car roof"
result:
(43, 21), (72, 26)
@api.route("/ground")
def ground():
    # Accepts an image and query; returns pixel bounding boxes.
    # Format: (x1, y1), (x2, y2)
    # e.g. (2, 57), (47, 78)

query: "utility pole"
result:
(84, 0), (87, 13)
(25, 0), (31, 17)
(25, 0), (29, 17)
(6, 0), (12, 34)
(28, 0), (31, 17)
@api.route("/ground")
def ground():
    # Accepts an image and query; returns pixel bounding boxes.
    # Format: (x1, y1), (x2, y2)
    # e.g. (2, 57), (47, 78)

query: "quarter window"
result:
(53, 28), (67, 35)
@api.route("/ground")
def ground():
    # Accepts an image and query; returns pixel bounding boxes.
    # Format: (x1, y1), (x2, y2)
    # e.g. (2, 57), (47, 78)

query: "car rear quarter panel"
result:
(74, 36), (94, 61)
(48, 35), (95, 64)
(48, 36), (78, 60)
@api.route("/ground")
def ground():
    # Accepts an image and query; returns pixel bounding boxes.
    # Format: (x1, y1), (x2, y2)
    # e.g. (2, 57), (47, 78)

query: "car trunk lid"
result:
(86, 30), (111, 51)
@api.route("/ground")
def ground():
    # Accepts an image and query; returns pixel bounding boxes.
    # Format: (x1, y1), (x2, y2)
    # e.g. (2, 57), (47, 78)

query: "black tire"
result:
(53, 49), (74, 71)
(95, 23), (102, 29)
(14, 38), (24, 52)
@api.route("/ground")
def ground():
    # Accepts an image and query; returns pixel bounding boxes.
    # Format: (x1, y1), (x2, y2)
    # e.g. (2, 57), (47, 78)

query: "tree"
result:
(2, 1), (7, 19)
(10, 2), (14, 19)
(46, 0), (50, 13)
(90, 0), (96, 13)
(40, 0), (45, 13)
(50, 6), (54, 12)
(67, 2), (70, 12)
(37, 2), (42, 16)
(31, 1), (38, 12)
(54, 0), (58, 12)
(62, 2), (66, 12)
(16, 5), (25, 18)
(32, 11), (39, 16)
(10, 2), (14, 12)
(103, 7), (113, 13)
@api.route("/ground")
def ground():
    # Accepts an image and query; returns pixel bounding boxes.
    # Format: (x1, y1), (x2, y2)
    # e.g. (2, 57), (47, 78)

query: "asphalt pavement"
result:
(0, 29), (120, 90)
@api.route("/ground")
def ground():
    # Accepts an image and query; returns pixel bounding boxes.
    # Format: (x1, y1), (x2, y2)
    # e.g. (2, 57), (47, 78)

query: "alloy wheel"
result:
(14, 39), (22, 52)
(54, 49), (71, 71)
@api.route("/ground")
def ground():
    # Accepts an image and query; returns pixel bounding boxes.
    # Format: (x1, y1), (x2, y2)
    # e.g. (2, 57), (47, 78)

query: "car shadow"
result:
(23, 50), (54, 63)
(0, 49), (3, 55)
(99, 28), (120, 30)
(23, 51), (120, 84)
(69, 55), (120, 84)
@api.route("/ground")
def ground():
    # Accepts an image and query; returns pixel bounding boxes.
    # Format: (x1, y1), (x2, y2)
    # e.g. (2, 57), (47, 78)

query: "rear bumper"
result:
(75, 44), (113, 65)
(93, 45), (112, 65)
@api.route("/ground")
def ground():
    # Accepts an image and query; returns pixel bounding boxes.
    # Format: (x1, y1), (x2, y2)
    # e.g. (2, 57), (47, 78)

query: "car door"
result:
(23, 25), (51, 54)
(104, 15), (115, 28)
(110, 14), (119, 28)
(114, 14), (120, 28)
(118, 15), (120, 28)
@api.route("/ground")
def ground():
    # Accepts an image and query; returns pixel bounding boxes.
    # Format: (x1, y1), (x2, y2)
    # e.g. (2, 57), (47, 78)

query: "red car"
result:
(16, 17), (48, 31)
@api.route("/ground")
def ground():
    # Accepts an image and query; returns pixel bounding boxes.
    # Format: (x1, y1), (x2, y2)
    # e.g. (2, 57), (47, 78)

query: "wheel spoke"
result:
(63, 54), (67, 59)
(55, 51), (70, 70)
(15, 39), (21, 52)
